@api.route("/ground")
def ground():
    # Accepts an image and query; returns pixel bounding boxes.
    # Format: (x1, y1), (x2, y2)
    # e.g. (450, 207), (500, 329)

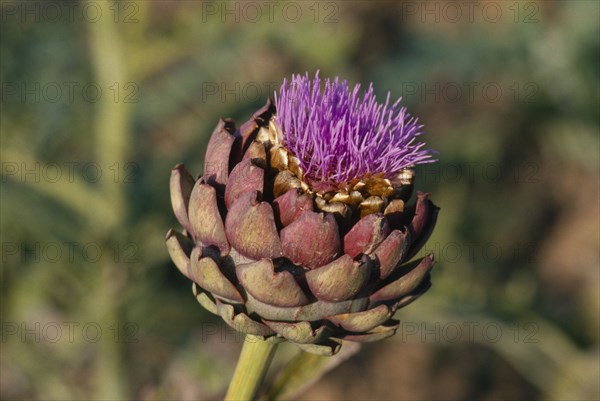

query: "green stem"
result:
(225, 335), (278, 401)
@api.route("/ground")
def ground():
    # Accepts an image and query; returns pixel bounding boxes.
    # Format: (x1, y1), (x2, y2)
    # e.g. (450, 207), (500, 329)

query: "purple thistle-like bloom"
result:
(274, 72), (436, 185)
(167, 73), (441, 355)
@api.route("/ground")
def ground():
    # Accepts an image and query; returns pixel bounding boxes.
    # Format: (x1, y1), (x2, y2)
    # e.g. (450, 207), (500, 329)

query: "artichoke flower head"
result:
(167, 72), (439, 355)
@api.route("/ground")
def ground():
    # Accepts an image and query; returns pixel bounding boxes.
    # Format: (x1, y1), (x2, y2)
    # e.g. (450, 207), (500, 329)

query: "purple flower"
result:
(274, 72), (436, 185)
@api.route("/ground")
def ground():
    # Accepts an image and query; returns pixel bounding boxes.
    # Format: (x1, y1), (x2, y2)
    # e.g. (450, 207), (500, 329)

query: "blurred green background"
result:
(1, 1), (599, 400)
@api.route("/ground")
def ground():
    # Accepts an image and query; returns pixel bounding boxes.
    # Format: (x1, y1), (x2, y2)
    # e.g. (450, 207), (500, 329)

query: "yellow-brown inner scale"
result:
(255, 117), (415, 218)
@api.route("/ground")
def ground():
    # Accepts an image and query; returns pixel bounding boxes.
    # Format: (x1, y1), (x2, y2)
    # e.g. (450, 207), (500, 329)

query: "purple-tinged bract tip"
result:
(274, 72), (436, 185)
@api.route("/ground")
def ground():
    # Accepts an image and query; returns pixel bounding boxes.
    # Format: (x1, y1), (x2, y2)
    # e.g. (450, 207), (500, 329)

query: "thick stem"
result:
(225, 335), (278, 401)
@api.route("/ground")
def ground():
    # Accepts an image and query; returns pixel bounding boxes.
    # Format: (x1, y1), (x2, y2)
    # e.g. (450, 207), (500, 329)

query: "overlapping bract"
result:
(166, 100), (439, 355)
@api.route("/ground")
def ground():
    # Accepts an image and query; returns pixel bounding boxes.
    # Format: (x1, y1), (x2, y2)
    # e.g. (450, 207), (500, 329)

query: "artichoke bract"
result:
(167, 73), (439, 355)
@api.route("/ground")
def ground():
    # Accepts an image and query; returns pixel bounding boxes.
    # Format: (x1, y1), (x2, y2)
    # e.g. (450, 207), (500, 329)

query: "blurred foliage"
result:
(1, 1), (598, 400)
